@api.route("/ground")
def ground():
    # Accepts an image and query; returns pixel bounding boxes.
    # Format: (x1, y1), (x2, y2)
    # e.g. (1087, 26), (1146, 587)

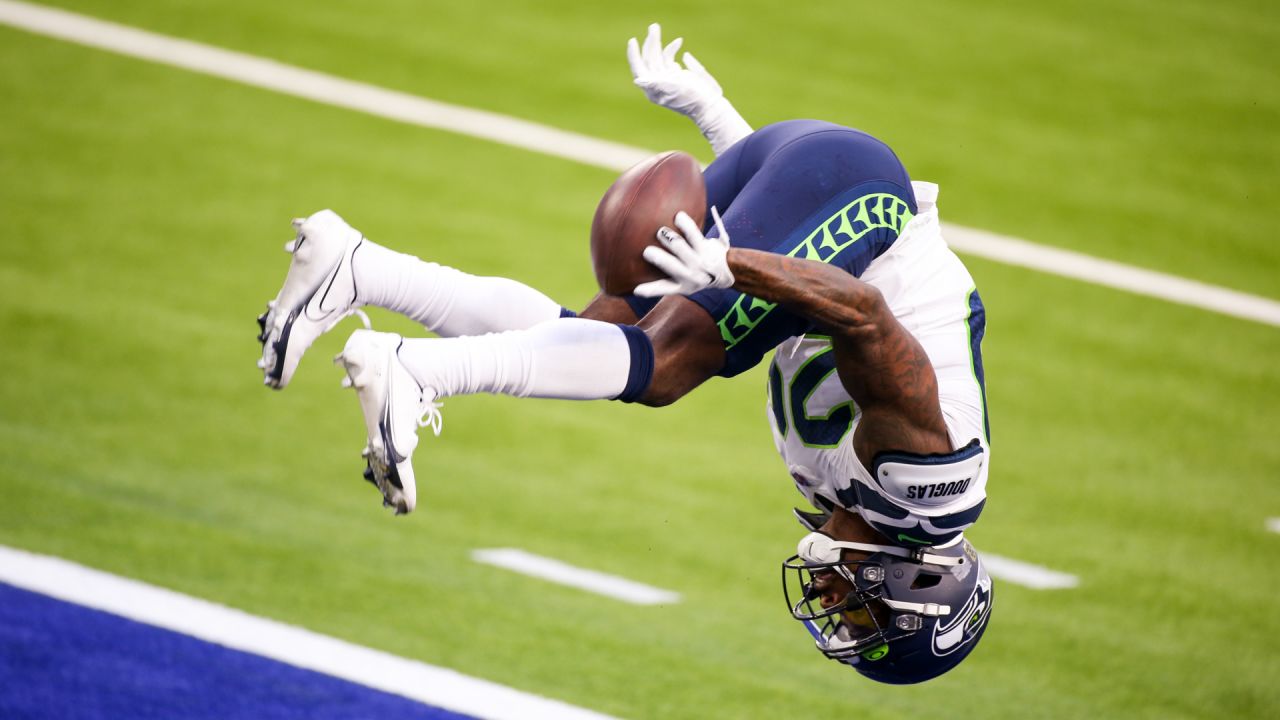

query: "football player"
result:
(257, 24), (993, 682)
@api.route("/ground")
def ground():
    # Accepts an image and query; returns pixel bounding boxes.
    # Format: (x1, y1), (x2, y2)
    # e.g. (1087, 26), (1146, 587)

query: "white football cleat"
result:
(258, 209), (366, 390)
(335, 329), (443, 515)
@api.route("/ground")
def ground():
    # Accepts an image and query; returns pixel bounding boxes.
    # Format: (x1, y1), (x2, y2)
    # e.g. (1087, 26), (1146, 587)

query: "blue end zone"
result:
(0, 582), (476, 720)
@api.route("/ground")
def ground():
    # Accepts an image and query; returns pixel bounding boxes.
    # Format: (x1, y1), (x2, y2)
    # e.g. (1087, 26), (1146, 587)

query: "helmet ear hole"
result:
(910, 573), (942, 590)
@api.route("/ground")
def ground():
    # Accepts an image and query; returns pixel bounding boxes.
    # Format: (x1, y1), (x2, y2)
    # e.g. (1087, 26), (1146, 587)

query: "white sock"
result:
(396, 319), (634, 400)
(353, 240), (564, 336)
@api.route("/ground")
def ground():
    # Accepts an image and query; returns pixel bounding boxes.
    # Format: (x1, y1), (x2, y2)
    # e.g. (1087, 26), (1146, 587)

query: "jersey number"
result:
(769, 345), (856, 449)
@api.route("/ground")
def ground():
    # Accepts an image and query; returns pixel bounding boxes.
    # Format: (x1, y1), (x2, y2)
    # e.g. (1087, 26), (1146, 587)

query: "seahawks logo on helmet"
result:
(931, 575), (993, 657)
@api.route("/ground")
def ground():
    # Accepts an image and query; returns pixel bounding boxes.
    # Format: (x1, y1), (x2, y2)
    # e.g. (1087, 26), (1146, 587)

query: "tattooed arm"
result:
(726, 248), (953, 461)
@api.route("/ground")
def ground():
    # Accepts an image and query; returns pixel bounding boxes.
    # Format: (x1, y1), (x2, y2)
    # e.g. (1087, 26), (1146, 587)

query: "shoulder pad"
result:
(871, 440), (985, 516)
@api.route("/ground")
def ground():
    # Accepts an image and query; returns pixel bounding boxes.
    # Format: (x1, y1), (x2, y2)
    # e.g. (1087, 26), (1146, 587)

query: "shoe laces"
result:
(417, 398), (444, 436)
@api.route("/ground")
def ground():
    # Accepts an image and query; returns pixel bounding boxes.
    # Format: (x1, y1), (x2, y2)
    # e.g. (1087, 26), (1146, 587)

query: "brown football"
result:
(590, 151), (706, 296)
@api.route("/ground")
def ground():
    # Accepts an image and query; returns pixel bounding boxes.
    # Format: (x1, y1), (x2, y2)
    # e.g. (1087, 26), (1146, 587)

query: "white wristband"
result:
(692, 97), (754, 156)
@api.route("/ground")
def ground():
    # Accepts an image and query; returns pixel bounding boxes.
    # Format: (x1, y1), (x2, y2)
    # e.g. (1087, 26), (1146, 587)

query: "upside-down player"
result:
(256, 25), (994, 683)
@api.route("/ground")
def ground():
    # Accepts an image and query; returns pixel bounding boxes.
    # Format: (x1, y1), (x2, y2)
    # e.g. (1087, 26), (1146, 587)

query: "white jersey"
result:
(765, 182), (990, 542)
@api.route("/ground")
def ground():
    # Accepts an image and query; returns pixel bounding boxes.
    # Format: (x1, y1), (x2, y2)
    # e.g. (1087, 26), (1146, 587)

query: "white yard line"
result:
(1, 0), (1277, 328)
(982, 553), (1079, 590)
(0, 545), (623, 720)
(943, 225), (1280, 327)
(472, 548), (681, 605)
(1267, 518), (1280, 534)
(0, 0), (653, 171)
(475, 546), (1076, 597)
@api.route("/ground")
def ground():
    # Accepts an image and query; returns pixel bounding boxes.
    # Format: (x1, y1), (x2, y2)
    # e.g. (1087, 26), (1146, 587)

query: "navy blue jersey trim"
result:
(614, 325), (654, 403)
(871, 438), (984, 475)
(967, 289), (990, 443)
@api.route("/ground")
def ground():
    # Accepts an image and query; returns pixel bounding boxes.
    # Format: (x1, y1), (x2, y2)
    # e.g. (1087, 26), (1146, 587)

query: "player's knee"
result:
(638, 334), (724, 406)
(633, 376), (690, 407)
(614, 359), (694, 407)
(610, 322), (709, 406)
(622, 297), (726, 406)
(611, 325), (656, 404)
(612, 330), (712, 406)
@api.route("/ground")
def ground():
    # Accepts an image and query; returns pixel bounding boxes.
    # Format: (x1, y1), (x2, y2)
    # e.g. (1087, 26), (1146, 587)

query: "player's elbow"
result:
(819, 283), (888, 339)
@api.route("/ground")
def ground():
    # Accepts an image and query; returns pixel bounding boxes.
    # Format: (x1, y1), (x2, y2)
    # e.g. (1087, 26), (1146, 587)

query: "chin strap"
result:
(797, 532), (966, 568)
(882, 598), (951, 616)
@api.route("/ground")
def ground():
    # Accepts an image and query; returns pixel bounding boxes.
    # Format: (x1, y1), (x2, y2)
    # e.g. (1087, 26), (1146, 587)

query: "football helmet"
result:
(782, 531), (993, 684)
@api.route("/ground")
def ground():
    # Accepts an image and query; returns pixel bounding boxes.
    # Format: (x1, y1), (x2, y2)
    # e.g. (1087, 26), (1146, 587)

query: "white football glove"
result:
(626, 23), (753, 156)
(627, 23), (722, 117)
(634, 207), (735, 297)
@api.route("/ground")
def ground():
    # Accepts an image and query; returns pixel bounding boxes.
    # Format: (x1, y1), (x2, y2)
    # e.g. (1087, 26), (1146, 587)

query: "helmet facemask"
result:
(782, 531), (964, 664)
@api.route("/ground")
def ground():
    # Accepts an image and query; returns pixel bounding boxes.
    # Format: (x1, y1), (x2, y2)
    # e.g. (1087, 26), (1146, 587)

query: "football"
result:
(590, 150), (706, 296)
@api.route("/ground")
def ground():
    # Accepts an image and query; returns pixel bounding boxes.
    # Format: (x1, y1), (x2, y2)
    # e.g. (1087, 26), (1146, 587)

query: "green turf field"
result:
(1, 1), (1278, 718)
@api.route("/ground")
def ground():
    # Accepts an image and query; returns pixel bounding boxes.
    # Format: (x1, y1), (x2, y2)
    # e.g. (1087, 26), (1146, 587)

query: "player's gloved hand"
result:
(634, 208), (735, 297)
(626, 23), (753, 156)
(627, 23), (722, 118)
